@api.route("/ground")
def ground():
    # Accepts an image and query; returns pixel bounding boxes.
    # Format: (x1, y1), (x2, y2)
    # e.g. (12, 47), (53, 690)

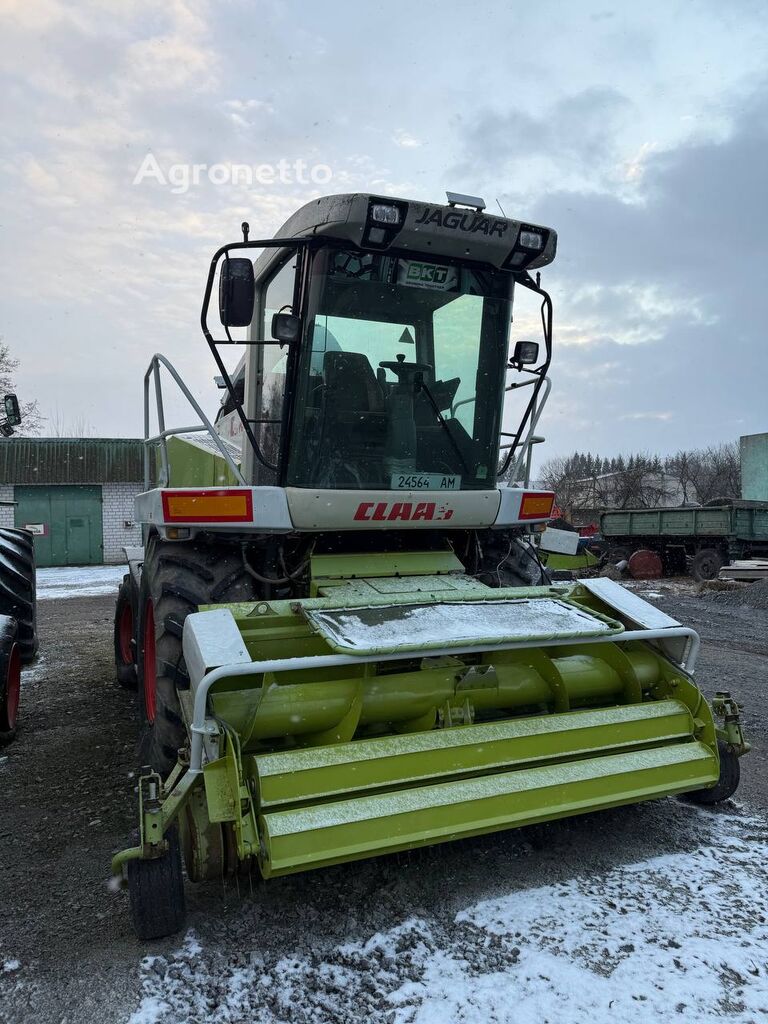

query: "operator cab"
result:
(205, 192), (556, 493)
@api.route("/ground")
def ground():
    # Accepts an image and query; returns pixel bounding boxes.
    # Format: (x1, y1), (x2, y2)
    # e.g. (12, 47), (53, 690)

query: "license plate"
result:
(390, 473), (461, 490)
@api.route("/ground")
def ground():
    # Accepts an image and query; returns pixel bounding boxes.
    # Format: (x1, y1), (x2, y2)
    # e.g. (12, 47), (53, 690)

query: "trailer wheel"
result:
(691, 547), (723, 582)
(0, 528), (37, 663)
(606, 545), (631, 565)
(127, 826), (186, 940)
(114, 574), (138, 690)
(137, 536), (258, 775)
(0, 616), (21, 744)
(681, 740), (740, 804)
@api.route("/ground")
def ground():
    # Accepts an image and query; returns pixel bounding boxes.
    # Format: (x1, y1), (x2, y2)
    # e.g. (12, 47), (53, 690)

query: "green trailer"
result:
(600, 501), (768, 581)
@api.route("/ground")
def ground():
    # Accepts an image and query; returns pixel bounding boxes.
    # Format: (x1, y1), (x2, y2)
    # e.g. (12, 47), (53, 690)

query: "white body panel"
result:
(134, 487), (293, 533)
(539, 527), (580, 555)
(135, 485), (554, 534)
(285, 487), (500, 530)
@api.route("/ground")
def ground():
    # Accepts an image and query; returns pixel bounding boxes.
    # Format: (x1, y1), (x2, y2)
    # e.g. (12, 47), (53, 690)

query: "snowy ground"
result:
(126, 806), (768, 1024)
(2, 580), (767, 1024)
(36, 564), (125, 600)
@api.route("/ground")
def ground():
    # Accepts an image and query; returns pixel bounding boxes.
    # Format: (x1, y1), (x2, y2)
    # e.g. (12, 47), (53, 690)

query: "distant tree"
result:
(49, 408), (96, 438)
(0, 341), (43, 435)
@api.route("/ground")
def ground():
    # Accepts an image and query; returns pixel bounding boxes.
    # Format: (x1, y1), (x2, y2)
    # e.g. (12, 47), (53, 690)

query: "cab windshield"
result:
(286, 248), (514, 490)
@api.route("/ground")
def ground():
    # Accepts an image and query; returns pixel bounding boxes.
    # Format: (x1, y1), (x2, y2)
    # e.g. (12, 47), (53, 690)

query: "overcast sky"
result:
(1, 0), (766, 459)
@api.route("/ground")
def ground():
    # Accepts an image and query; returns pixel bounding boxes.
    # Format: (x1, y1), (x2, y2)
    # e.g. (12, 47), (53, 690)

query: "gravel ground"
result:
(1, 579), (766, 1023)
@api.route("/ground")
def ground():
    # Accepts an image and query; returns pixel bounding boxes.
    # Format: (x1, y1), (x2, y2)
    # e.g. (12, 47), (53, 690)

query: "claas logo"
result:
(354, 501), (454, 522)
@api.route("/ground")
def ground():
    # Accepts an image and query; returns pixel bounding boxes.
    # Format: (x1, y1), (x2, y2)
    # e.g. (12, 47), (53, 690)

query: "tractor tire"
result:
(496, 538), (551, 587)
(0, 616), (21, 744)
(691, 547), (723, 582)
(127, 826), (186, 940)
(0, 528), (37, 663)
(114, 573), (139, 690)
(137, 536), (258, 776)
(681, 740), (740, 805)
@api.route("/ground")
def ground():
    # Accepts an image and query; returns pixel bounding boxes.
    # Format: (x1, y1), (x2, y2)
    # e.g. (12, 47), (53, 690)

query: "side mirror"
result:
(3, 394), (21, 426)
(271, 311), (301, 343)
(218, 258), (255, 327)
(511, 340), (539, 366)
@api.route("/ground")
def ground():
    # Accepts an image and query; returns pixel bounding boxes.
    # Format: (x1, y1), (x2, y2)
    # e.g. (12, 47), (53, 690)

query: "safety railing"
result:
(498, 376), (552, 486)
(143, 353), (246, 491)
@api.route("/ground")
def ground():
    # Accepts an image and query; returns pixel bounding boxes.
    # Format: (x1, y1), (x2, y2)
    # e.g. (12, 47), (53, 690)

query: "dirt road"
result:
(1, 581), (766, 1023)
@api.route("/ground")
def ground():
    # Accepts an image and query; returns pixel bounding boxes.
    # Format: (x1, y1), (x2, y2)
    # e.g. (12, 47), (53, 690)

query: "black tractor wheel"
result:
(0, 615), (21, 744)
(127, 826), (186, 940)
(137, 536), (258, 776)
(681, 740), (740, 805)
(114, 573), (139, 690)
(691, 547), (723, 582)
(493, 537), (551, 587)
(606, 544), (631, 565)
(0, 528), (37, 663)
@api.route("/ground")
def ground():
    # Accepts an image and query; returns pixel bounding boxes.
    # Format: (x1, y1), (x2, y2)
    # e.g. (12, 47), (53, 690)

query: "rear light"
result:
(519, 491), (555, 520)
(161, 489), (254, 523)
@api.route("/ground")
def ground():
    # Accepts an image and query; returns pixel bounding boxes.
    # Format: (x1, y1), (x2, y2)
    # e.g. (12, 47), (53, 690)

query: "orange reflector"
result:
(161, 489), (253, 523)
(519, 491), (555, 520)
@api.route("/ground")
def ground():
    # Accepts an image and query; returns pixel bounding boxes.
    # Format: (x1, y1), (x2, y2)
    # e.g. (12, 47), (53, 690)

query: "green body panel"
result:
(14, 484), (103, 566)
(160, 434), (240, 487)
(259, 740), (716, 877)
(542, 549), (600, 570)
(600, 505), (768, 543)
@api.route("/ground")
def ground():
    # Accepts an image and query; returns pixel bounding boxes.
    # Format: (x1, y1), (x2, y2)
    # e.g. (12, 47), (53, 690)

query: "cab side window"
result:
(256, 257), (298, 476)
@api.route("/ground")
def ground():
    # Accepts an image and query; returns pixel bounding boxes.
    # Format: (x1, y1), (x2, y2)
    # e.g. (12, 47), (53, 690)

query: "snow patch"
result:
(128, 807), (768, 1024)
(36, 564), (125, 600)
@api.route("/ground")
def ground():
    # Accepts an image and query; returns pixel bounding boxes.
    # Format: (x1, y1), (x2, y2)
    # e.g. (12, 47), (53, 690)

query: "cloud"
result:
(619, 411), (673, 422)
(392, 130), (423, 149)
(456, 87), (633, 182)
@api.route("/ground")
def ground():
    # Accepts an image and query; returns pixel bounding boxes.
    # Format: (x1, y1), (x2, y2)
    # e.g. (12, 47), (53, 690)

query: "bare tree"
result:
(49, 408), (96, 438)
(541, 442), (742, 520)
(0, 341), (43, 435)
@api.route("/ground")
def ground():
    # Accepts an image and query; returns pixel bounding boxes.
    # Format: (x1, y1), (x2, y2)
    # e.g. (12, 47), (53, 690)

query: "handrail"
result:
(187, 623), (702, 774)
(507, 377), (552, 484)
(143, 353), (246, 490)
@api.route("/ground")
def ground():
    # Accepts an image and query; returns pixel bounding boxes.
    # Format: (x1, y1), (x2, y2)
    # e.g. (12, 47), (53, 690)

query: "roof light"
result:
(519, 230), (543, 250)
(370, 203), (401, 225)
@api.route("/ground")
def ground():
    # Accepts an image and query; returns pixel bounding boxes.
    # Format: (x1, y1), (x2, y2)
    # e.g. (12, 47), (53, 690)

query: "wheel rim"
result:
(119, 601), (134, 665)
(4, 643), (20, 730)
(143, 599), (157, 723)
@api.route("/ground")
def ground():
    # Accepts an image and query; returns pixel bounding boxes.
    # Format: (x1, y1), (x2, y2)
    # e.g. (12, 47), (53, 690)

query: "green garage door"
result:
(14, 485), (103, 567)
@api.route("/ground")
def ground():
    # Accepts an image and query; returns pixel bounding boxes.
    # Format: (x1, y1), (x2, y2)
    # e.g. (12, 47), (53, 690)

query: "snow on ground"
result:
(36, 565), (124, 600)
(129, 806), (768, 1024)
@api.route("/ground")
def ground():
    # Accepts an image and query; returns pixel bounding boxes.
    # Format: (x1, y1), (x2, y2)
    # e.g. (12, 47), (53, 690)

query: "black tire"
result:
(0, 528), (37, 663)
(607, 544), (631, 564)
(0, 615), (21, 744)
(691, 547), (723, 582)
(487, 537), (551, 587)
(127, 826), (186, 940)
(681, 740), (740, 805)
(137, 536), (258, 775)
(662, 546), (687, 576)
(114, 574), (138, 690)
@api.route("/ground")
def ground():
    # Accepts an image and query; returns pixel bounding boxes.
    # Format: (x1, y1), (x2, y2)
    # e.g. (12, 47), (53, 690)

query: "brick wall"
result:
(102, 481), (143, 563)
(0, 484), (14, 529)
